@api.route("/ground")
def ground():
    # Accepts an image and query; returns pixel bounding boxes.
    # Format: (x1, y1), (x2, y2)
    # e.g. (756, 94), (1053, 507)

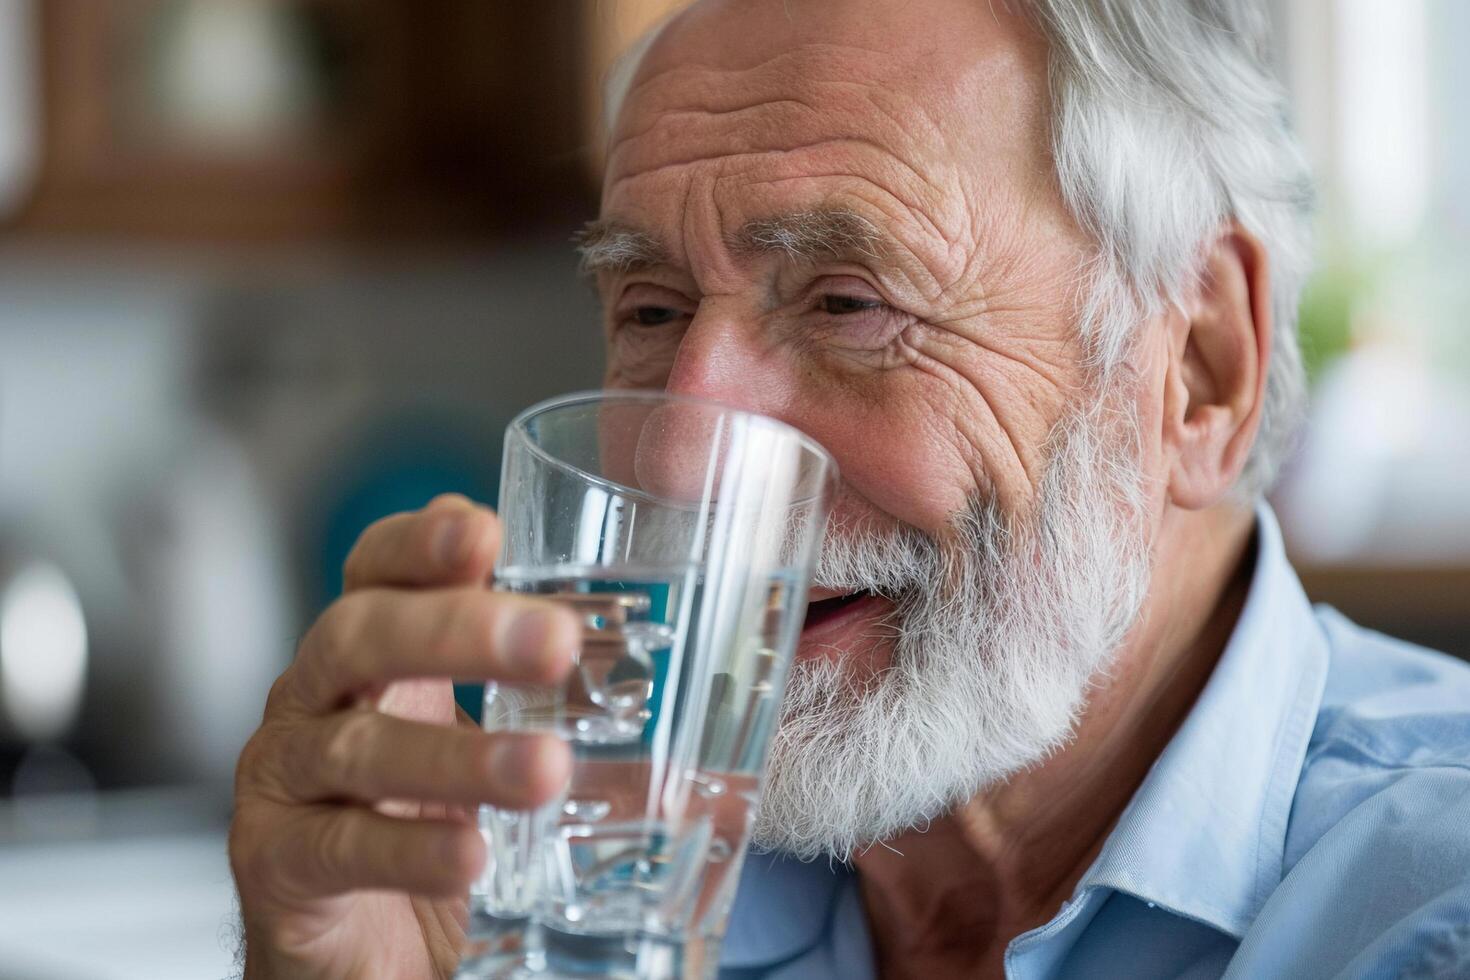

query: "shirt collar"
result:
(1071, 503), (1330, 938)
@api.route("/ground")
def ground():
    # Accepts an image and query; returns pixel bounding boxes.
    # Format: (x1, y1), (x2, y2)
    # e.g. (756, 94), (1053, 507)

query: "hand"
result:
(229, 494), (578, 979)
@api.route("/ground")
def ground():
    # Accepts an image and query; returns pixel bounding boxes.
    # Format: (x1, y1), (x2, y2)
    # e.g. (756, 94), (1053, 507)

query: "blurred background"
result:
(0, 2), (1466, 977)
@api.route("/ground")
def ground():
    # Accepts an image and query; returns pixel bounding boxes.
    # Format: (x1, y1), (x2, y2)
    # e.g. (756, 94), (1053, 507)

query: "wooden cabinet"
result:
(6, 0), (621, 242)
(1297, 564), (1470, 660)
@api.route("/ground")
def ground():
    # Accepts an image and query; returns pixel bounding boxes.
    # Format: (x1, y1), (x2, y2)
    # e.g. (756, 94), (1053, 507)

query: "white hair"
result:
(602, 0), (1315, 496)
(754, 388), (1152, 859)
(1026, 0), (1314, 496)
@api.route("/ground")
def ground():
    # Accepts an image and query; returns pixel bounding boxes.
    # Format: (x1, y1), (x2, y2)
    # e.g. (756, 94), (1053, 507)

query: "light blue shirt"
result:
(718, 506), (1470, 979)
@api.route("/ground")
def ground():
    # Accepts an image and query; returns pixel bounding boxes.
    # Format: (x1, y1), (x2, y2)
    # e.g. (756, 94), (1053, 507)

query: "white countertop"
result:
(0, 791), (237, 980)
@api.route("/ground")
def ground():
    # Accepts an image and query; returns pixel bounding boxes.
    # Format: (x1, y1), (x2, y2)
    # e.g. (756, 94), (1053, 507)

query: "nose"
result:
(633, 306), (797, 503)
(661, 302), (790, 415)
(630, 400), (727, 504)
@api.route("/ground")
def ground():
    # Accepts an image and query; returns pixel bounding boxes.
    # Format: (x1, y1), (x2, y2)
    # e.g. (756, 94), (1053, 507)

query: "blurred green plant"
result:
(1296, 257), (1358, 385)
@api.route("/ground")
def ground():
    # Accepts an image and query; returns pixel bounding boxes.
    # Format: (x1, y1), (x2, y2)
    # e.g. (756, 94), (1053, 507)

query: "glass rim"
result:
(505, 388), (839, 506)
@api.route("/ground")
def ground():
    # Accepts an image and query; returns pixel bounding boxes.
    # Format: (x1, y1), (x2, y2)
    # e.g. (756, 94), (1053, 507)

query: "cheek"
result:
(786, 384), (977, 535)
(603, 328), (685, 388)
(773, 325), (1083, 533)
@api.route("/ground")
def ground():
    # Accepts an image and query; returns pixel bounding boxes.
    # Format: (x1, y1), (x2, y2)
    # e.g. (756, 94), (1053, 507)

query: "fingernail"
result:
(503, 608), (573, 672)
(434, 515), (471, 569)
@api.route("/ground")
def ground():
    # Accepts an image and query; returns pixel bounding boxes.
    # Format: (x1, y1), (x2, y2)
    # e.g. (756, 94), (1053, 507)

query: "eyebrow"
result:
(574, 207), (886, 276)
(732, 208), (884, 263)
(574, 220), (668, 276)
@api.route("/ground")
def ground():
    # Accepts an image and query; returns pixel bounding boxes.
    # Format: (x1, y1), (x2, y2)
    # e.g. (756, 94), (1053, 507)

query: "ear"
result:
(1163, 223), (1272, 509)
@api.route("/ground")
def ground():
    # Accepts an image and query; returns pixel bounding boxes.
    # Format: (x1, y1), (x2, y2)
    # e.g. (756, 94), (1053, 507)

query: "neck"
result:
(854, 502), (1258, 977)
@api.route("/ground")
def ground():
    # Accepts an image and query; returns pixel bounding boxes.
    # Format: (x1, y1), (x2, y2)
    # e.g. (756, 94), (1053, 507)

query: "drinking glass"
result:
(456, 390), (837, 980)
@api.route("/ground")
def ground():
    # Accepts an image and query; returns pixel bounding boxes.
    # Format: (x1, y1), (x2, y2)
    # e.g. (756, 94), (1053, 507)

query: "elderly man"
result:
(229, 0), (1470, 977)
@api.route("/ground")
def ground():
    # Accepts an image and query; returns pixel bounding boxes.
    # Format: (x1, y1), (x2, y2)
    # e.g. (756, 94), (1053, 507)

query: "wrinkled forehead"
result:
(607, 0), (1052, 186)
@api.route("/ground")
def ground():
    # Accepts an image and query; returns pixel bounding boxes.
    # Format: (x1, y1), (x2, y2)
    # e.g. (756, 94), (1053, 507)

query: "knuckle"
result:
(275, 722), (318, 798)
(416, 511), (458, 568)
(342, 516), (396, 589)
(427, 492), (472, 513)
(424, 506), (498, 576)
(320, 711), (379, 797)
(458, 507), (500, 547)
(236, 723), (300, 802)
(341, 547), (371, 592)
(263, 668), (296, 714)
(315, 593), (371, 667)
(234, 731), (266, 791)
(311, 592), (394, 706)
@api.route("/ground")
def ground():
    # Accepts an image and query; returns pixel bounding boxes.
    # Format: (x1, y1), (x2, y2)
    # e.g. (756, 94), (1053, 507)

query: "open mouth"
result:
(797, 589), (897, 668)
(803, 590), (877, 629)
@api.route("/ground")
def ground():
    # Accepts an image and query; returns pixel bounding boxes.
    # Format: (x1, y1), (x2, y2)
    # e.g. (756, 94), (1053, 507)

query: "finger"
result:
(277, 710), (570, 810)
(343, 494), (499, 592)
(276, 806), (486, 899)
(291, 587), (578, 712)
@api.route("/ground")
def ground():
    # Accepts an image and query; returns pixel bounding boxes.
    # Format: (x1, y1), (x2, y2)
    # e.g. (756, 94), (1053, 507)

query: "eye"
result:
(613, 283), (693, 331)
(804, 277), (913, 355)
(631, 306), (683, 327)
(821, 294), (884, 316)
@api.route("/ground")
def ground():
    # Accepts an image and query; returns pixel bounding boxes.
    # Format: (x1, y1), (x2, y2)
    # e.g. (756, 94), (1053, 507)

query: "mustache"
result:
(809, 522), (933, 597)
(808, 494), (1016, 600)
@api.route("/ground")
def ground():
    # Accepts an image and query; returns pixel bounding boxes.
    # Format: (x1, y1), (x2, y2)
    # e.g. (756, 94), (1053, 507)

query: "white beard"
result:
(752, 401), (1152, 860)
